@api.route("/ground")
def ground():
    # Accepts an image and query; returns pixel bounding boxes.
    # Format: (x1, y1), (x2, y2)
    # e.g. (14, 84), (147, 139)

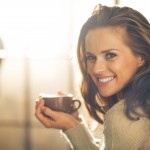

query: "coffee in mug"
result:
(42, 94), (81, 113)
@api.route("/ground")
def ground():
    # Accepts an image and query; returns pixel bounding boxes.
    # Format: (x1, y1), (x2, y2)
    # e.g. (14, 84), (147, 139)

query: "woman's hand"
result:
(35, 97), (80, 130)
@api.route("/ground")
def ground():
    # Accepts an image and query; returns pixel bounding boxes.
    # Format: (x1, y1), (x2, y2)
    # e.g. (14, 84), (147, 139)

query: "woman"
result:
(35, 4), (150, 150)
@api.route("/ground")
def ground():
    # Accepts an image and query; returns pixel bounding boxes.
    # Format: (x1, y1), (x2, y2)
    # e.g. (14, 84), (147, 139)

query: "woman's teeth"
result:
(98, 77), (114, 83)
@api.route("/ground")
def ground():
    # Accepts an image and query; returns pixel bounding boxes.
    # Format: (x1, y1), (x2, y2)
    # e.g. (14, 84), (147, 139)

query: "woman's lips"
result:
(96, 76), (115, 86)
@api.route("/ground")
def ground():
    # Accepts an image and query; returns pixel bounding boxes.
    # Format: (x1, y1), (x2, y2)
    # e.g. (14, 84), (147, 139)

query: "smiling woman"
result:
(35, 3), (150, 150)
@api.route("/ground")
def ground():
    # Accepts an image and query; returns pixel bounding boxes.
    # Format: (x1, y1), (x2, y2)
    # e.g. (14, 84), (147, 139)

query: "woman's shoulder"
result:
(105, 99), (150, 122)
(104, 99), (150, 124)
(105, 100), (125, 118)
(103, 100), (150, 149)
(104, 99), (150, 135)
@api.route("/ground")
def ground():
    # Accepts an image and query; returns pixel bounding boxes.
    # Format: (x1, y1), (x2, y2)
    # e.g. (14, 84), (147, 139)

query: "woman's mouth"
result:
(96, 76), (115, 86)
(98, 76), (114, 83)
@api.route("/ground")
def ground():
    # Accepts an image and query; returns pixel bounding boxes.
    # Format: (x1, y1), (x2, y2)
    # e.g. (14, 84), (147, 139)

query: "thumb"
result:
(57, 91), (66, 96)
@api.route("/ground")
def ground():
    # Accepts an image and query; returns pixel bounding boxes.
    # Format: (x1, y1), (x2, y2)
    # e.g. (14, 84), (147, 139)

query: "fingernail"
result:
(35, 98), (39, 102)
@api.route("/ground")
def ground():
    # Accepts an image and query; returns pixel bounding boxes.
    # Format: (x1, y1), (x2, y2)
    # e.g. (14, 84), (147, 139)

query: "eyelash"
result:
(105, 52), (117, 60)
(86, 55), (96, 62)
(86, 52), (117, 62)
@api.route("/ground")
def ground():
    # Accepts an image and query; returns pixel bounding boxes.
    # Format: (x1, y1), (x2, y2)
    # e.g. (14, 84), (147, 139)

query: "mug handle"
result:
(70, 99), (81, 113)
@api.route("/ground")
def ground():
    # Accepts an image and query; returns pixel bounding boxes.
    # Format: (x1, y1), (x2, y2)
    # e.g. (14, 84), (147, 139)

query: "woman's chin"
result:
(99, 90), (115, 97)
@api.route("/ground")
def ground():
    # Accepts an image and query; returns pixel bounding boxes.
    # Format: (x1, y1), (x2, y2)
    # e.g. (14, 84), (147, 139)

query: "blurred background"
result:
(0, 0), (149, 150)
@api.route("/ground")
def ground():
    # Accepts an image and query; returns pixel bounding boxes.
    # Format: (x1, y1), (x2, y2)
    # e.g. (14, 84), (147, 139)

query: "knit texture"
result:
(64, 100), (150, 150)
(104, 100), (150, 150)
(64, 123), (99, 150)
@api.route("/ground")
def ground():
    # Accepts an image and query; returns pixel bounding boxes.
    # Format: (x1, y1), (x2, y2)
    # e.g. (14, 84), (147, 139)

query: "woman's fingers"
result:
(35, 99), (51, 126)
(35, 99), (44, 112)
(35, 97), (80, 130)
(41, 106), (57, 121)
(57, 90), (67, 96)
(35, 99), (61, 128)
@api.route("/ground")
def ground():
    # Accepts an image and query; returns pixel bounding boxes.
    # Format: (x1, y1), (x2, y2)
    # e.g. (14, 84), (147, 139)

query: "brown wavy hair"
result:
(77, 4), (150, 124)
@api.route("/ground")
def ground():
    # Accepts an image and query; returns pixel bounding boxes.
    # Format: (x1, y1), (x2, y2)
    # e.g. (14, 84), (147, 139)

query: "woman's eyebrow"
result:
(86, 49), (118, 55)
(101, 49), (119, 53)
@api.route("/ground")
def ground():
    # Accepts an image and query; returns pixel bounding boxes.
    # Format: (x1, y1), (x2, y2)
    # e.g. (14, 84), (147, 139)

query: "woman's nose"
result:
(93, 58), (107, 74)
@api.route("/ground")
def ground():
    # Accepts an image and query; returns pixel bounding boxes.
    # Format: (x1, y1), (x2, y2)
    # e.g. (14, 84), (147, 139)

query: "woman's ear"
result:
(138, 56), (145, 67)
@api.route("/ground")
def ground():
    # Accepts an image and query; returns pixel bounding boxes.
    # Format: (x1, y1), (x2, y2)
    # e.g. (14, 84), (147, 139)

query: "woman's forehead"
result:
(85, 27), (128, 51)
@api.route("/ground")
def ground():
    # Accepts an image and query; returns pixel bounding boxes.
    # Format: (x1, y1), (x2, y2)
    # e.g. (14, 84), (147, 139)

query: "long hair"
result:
(77, 4), (150, 123)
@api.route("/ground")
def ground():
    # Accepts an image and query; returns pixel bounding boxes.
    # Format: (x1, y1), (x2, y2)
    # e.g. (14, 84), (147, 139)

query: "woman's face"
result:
(85, 27), (143, 97)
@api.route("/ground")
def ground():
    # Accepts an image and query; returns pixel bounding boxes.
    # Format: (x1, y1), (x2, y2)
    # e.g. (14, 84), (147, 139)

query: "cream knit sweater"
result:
(64, 100), (150, 150)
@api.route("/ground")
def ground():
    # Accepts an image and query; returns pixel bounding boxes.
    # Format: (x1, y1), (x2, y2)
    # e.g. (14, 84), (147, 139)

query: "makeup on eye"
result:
(86, 49), (118, 62)
(85, 53), (96, 62)
(105, 51), (117, 60)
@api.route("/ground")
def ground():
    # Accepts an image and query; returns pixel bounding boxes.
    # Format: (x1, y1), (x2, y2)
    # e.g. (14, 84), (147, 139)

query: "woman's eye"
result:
(105, 52), (117, 60)
(86, 54), (96, 62)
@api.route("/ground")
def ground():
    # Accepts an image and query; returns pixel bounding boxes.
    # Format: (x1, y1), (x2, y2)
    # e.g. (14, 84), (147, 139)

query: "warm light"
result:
(0, 50), (7, 58)
(0, 0), (73, 59)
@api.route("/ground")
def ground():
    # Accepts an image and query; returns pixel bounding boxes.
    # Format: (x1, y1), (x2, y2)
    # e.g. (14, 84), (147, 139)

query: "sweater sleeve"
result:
(63, 123), (99, 150)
